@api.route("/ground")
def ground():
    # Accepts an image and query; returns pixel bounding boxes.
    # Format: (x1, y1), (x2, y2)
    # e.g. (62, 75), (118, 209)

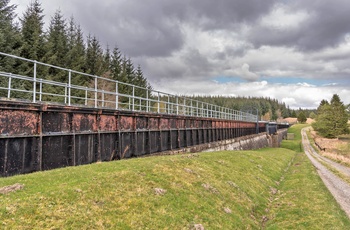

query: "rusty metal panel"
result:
(73, 114), (97, 132)
(148, 118), (159, 130)
(177, 119), (185, 129)
(0, 110), (38, 136)
(159, 118), (169, 130)
(42, 112), (70, 133)
(169, 118), (177, 129)
(99, 115), (117, 131)
(136, 117), (147, 130)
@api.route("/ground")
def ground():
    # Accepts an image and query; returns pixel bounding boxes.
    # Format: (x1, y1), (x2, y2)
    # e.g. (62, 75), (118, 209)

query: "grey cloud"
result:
(248, 0), (350, 51)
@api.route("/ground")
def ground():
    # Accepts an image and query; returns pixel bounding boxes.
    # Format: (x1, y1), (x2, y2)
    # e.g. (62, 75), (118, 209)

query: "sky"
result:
(11, 0), (350, 109)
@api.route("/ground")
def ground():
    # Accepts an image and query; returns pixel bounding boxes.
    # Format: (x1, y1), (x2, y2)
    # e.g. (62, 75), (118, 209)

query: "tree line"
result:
(0, 0), (152, 99)
(189, 95), (294, 121)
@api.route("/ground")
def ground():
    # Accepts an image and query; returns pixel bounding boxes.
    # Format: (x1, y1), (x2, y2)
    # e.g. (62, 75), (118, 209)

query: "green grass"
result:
(0, 124), (349, 229)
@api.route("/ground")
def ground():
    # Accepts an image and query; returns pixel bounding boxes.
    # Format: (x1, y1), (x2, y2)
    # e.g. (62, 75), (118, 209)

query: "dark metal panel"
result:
(120, 132), (133, 158)
(171, 130), (178, 149)
(150, 131), (160, 153)
(42, 112), (70, 133)
(100, 133), (117, 161)
(135, 132), (146, 156)
(42, 136), (72, 170)
(160, 131), (170, 151)
(74, 135), (96, 165)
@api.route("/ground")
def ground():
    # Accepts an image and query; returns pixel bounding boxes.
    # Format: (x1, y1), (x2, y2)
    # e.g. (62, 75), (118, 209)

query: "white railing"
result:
(0, 52), (257, 122)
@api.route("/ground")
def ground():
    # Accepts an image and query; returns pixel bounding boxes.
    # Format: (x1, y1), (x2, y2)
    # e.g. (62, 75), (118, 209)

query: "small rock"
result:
(154, 188), (167, 196)
(184, 168), (193, 173)
(270, 187), (278, 195)
(223, 207), (232, 214)
(0, 183), (24, 194)
(193, 224), (205, 230)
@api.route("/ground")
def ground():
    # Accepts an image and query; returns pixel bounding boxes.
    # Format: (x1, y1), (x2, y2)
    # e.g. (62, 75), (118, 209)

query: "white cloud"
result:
(261, 4), (311, 30)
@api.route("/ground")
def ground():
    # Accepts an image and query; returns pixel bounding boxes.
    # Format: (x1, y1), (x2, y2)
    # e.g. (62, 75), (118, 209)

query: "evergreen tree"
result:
(66, 18), (86, 87)
(0, 0), (20, 72)
(43, 10), (68, 82)
(110, 46), (122, 82)
(313, 94), (349, 138)
(85, 34), (104, 76)
(20, 0), (45, 62)
(297, 111), (307, 123)
(0, 0), (20, 97)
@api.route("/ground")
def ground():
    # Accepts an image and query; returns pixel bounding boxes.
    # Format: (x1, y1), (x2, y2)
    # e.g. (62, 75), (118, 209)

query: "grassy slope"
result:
(0, 124), (349, 229)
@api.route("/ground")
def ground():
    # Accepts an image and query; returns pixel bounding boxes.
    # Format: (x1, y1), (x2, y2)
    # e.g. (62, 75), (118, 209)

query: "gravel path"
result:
(302, 127), (350, 218)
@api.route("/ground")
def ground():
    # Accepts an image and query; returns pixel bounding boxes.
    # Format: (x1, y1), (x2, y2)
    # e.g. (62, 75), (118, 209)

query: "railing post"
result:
(183, 98), (186, 115)
(132, 86), (135, 111)
(102, 90), (105, 107)
(68, 70), (71, 106)
(146, 89), (149, 112)
(85, 87), (88, 106)
(157, 92), (160, 113)
(64, 85), (67, 104)
(176, 96), (179, 115)
(115, 82), (118, 110)
(39, 80), (42, 101)
(7, 74), (12, 98)
(94, 76), (98, 108)
(33, 60), (37, 102)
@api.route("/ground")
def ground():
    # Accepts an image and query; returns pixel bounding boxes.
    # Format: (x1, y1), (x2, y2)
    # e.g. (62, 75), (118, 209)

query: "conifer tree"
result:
(20, 0), (45, 62)
(43, 10), (68, 82)
(313, 94), (349, 138)
(0, 0), (20, 72)
(0, 0), (20, 97)
(85, 34), (104, 76)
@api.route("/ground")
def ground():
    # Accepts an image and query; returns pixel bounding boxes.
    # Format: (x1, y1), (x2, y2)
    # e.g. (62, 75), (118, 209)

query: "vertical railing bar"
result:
(68, 70), (71, 106)
(94, 76), (98, 108)
(132, 86), (135, 111)
(39, 80), (42, 101)
(33, 61), (37, 103)
(115, 82), (119, 110)
(64, 85), (67, 104)
(85, 87), (88, 106)
(7, 74), (11, 99)
(157, 92), (160, 113)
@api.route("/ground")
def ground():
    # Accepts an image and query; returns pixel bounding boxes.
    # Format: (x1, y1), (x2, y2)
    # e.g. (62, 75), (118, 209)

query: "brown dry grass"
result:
(310, 129), (350, 166)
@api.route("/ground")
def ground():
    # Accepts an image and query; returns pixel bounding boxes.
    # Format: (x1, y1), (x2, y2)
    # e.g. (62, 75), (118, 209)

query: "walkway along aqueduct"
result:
(0, 52), (289, 176)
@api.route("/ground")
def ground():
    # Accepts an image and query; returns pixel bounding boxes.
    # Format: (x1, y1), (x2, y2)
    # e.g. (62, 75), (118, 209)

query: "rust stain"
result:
(72, 114), (97, 132)
(119, 116), (133, 130)
(0, 110), (37, 135)
(99, 115), (117, 131)
(159, 118), (169, 130)
(148, 118), (159, 130)
(136, 117), (147, 130)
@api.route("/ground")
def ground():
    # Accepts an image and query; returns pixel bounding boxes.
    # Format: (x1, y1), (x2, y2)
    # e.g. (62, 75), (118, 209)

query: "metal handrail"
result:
(0, 51), (257, 122)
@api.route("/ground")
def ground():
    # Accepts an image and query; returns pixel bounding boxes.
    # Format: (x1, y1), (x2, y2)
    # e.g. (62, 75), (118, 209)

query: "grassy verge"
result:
(266, 124), (350, 229)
